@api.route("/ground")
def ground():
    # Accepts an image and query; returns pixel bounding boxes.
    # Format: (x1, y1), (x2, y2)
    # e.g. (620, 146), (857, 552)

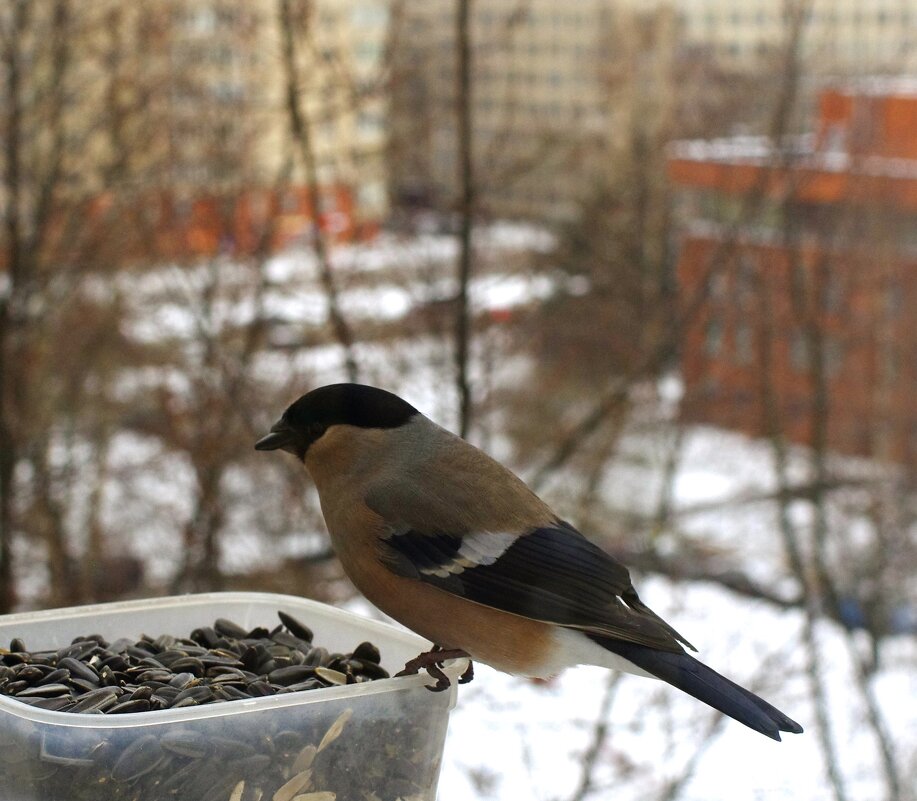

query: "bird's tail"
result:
(592, 637), (803, 741)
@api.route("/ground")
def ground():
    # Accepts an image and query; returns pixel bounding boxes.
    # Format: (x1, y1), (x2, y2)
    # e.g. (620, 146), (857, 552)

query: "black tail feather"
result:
(593, 637), (804, 741)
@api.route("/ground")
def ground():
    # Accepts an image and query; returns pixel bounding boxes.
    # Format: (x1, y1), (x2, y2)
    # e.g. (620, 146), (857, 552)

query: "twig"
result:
(454, 0), (475, 436)
(567, 672), (624, 801)
(277, 0), (358, 382)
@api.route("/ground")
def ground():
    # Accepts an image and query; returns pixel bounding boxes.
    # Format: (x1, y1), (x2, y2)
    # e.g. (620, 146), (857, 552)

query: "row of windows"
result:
(434, 64), (594, 86)
(687, 8), (913, 28)
(477, 99), (591, 117)
(351, 5), (389, 29)
(312, 111), (384, 141)
(702, 321), (917, 387)
(176, 7), (244, 35)
(706, 251), (909, 321)
(703, 319), (754, 365)
(703, 320), (846, 378)
(475, 10), (600, 29)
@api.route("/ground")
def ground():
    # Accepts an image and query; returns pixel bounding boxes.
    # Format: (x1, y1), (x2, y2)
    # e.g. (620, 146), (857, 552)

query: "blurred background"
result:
(0, 0), (915, 798)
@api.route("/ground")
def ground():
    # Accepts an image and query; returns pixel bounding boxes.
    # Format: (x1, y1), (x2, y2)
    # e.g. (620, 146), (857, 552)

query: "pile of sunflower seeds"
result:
(0, 612), (444, 800)
(0, 611), (389, 714)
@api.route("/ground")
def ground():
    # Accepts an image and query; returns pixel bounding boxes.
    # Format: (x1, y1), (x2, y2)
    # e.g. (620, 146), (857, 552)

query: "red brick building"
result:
(670, 79), (917, 463)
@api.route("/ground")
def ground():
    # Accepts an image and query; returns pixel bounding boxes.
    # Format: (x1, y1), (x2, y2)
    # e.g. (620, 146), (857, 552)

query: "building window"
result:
(355, 41), (382, 63)
(704, 319), (724, 357)
(736, 253), (756, 303)
(356, 110), (384, 136)
(352, 4), (388, 28)
(281, 190), (299, 214)
(710, 270), (728, 299)
(790, 330), (808, 371)
(823, 273), (844, 313)
(357, 181), (386, 212)
(735, 323), (753, 365)
(825, 338), (844, 378)
(184, 7), (217, 34)
(881, 346), (899, 385)
(884, 284), (901, 318)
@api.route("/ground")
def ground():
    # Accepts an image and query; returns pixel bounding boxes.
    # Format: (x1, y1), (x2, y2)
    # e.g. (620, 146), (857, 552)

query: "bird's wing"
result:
(367, 495), (694, 653)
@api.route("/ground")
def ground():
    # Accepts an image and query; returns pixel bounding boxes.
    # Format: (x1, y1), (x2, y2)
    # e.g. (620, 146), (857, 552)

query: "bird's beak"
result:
(255, 420), (296, 452)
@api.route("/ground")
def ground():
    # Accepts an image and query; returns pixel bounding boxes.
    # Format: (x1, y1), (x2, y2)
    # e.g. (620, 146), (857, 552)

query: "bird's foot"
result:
(395, 646), (473, 692)
(458, 658), (474, 684)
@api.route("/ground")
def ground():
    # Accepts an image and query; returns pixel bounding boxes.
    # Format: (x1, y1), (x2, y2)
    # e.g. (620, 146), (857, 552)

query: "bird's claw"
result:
(395, 646), (473, 692)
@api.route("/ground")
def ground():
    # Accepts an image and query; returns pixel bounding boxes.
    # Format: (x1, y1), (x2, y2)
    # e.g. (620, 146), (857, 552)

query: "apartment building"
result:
(164, 0), (391, 232)
(390, 0), (917, 224)
(390, 0), (677, 221)
(670, 79), (917, 463)
(667, 0), (917, 71)
(1, 0), (391, 265)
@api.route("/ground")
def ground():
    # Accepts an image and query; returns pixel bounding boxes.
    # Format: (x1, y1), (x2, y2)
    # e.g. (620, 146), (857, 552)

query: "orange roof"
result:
(669, 82), (917, 208)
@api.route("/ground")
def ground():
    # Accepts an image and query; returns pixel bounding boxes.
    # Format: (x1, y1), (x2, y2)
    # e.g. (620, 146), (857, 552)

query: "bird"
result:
(255, 383), (803, 741)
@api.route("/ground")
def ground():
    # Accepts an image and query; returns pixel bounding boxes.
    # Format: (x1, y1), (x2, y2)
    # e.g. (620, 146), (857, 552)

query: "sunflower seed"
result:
(16, 683), (71, 698)
(214, 618), (248, 639)
(277, 611), (313, 642)
(69, 687), (121, 713)
(268, 665), (316, 686)
(58, 656), (100, 683)
(27, 696), (73, 711)
(292, 744), (317, 773)
(111, 735), (164, 782)
(351, 642), (381, 664)
(130, 685), (153, 701)
(318, 708), (353, 752)
(170, 656), (205, 676)
(169, 671), (197, 689)
(304, 648), (329, 668)
(314, 667), (347, 687)
(109, 698), (151, 714)
(161, 730), (210, 758)
(272, 769), (313, 801)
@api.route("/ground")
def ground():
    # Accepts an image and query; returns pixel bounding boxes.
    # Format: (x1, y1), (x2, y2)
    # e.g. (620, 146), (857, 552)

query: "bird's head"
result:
(254, 383), (420, 462)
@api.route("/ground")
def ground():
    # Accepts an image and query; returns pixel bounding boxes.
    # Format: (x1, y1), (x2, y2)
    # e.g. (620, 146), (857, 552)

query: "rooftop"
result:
(669, 133), (917, 180)
(825, 74), (917, 98)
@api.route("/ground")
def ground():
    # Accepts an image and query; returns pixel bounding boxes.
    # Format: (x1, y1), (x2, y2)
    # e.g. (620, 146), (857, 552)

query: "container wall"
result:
(0, 594), (457, 801)
(0, 684), (451, 801)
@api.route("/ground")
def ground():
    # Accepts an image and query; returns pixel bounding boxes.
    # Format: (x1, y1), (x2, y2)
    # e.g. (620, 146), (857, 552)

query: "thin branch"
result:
(620, 550), (803, 610)
(454, 0), (475, 436)
(277, 0), (358, 382)
(28, 0), (70, 259)
(567, 672), (623, 801)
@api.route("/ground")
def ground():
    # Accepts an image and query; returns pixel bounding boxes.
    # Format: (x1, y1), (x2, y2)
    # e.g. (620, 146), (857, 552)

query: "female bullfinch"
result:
(256, 383), (802, 741)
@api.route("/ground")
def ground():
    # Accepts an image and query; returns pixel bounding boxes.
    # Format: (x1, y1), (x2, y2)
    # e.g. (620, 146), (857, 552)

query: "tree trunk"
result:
(454, 0), (475, 437)
(0, 0), (31, 613)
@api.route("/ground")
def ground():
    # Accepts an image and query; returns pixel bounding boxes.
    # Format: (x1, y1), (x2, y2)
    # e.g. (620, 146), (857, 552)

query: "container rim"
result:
(0, 591), (466, 728)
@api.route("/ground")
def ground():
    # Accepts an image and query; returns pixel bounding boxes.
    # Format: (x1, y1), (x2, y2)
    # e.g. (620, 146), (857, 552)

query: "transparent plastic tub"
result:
(0, 592), (463, 801)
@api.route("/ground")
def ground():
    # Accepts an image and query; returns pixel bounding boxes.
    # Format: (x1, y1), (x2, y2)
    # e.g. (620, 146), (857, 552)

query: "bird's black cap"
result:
(255, 383), (420, 458)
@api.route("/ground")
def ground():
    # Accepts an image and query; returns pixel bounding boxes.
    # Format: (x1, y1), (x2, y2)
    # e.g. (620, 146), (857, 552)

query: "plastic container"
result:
(0, 592), (463, 801)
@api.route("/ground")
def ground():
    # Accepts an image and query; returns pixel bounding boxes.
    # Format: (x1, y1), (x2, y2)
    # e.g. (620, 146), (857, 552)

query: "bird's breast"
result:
(316, 492), (563, 677)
